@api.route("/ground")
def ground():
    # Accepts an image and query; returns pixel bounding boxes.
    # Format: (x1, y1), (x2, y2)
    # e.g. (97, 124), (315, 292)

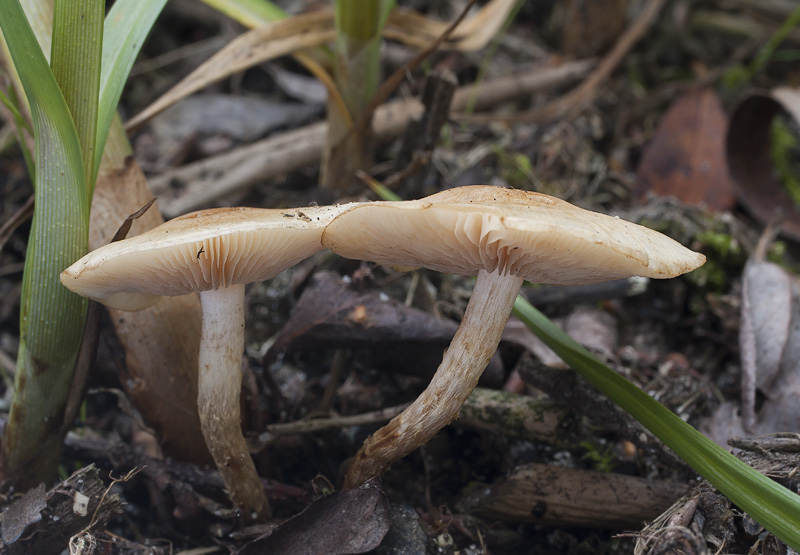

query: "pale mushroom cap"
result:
(61, 205), (348, 310)
(322, 186), (705, 285)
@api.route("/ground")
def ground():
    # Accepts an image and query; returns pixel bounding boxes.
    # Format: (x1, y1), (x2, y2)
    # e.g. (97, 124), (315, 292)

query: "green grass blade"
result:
(334, 0), (392, 109)
(94, 0), (168, 179)
(0, 0), (89, 488)
(51, 0), (103, 201)
(512, 295), (800, 548)
(199, 0), (287, 27)
(359, 172), (402, 201)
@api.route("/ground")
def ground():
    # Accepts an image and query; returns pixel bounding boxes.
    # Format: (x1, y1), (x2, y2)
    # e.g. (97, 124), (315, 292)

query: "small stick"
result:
(454, 0), (666, 123)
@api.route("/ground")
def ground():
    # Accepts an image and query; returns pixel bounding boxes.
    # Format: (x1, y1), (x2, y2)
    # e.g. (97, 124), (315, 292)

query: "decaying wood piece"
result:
(456, 388), (577, 449)
(0, 465), (123, 555)
(459, 463), (688, 529)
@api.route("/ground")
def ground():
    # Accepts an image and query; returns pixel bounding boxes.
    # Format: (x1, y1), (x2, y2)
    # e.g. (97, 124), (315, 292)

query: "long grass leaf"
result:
(94, 0), (168, 179)
(125, 11), (336, 131)
(0, 0), (89, 488)
(199, 0), (287, 28)
(51, 0), (103, 201)
(512, 295), (800, 548)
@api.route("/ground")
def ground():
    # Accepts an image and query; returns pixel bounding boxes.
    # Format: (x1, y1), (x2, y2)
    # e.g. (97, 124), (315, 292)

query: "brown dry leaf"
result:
(127, 0), (517, 131)
(560, 0), (628, 57)
(91, 159), (209, 464)
(726, 87), (800, 239)
(503, 306), (618, 367)
(384, 0), (517, 51)
(235, 482), (390, 555)
(635, 86), (735, 211)
(265, 272), (503, 382)
(125, 10), (337, 131)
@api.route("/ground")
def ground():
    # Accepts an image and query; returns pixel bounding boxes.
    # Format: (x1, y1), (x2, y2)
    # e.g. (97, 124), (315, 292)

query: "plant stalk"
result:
(320, 0), (390, 193)
(0, 0), (92, 490)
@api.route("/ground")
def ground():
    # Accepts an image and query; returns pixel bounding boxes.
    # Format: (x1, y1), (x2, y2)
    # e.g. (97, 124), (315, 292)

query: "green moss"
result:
(579, 440), (616, 473)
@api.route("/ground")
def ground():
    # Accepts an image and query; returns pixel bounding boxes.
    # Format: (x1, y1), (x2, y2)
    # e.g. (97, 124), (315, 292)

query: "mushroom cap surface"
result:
(61, 205), (347, 310)
(322, 186), (705, 285)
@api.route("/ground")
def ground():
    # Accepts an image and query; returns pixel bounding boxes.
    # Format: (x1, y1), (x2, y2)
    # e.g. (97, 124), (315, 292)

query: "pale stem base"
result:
(344, 269), (525, 488)
(198, 285), (270, 520)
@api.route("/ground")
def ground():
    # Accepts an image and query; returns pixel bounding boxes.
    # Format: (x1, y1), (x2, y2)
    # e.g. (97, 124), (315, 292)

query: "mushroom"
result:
(61, 204), (348, 520)
(321, 185), (706, 488)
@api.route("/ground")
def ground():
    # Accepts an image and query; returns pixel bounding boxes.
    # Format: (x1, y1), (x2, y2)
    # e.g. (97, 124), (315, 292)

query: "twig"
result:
(253, 404), (410, 451)
(454, 0), (666, 123)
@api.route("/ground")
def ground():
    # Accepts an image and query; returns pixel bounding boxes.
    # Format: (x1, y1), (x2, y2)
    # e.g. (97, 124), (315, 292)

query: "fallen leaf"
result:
(739, 256), (797, 429)
(726, 87), (800, 239)
(375, 504), (427, 554)
(704, 227), (800, 442)
(235, 482), (390, 555)
(635, 86), (735, 211)
(503, 306), (618, 367)
(265, 271), (503, 383)
(266, 64), (328, 105)
(0, 483), (46, 545)
(149, 94), (321, 146)
(383, 0), (516, 52)
(560, 0), (628, 57)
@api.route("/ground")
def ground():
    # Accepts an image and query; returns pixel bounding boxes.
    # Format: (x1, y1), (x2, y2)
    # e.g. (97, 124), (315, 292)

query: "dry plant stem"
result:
(254, 403), (410, 451)
(456, 0), (665, 123)
(344, 269), (524, 488)
(527, 0), (664, 121)
(198, 284), (269, 520)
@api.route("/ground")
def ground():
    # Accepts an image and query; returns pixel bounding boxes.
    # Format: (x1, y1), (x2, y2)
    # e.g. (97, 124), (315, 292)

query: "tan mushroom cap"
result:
(322, 186), (705, 285)
(61, 205), (346, 311)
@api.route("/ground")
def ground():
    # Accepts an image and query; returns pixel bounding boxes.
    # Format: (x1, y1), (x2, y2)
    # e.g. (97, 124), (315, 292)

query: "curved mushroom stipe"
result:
(344, 269), (523, 488)
(323, 185), (706, 488)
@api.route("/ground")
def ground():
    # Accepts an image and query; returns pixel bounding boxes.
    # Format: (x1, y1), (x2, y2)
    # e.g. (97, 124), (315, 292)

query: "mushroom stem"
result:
(198, 284), (270, 520)
(344, 269), (525, 488)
